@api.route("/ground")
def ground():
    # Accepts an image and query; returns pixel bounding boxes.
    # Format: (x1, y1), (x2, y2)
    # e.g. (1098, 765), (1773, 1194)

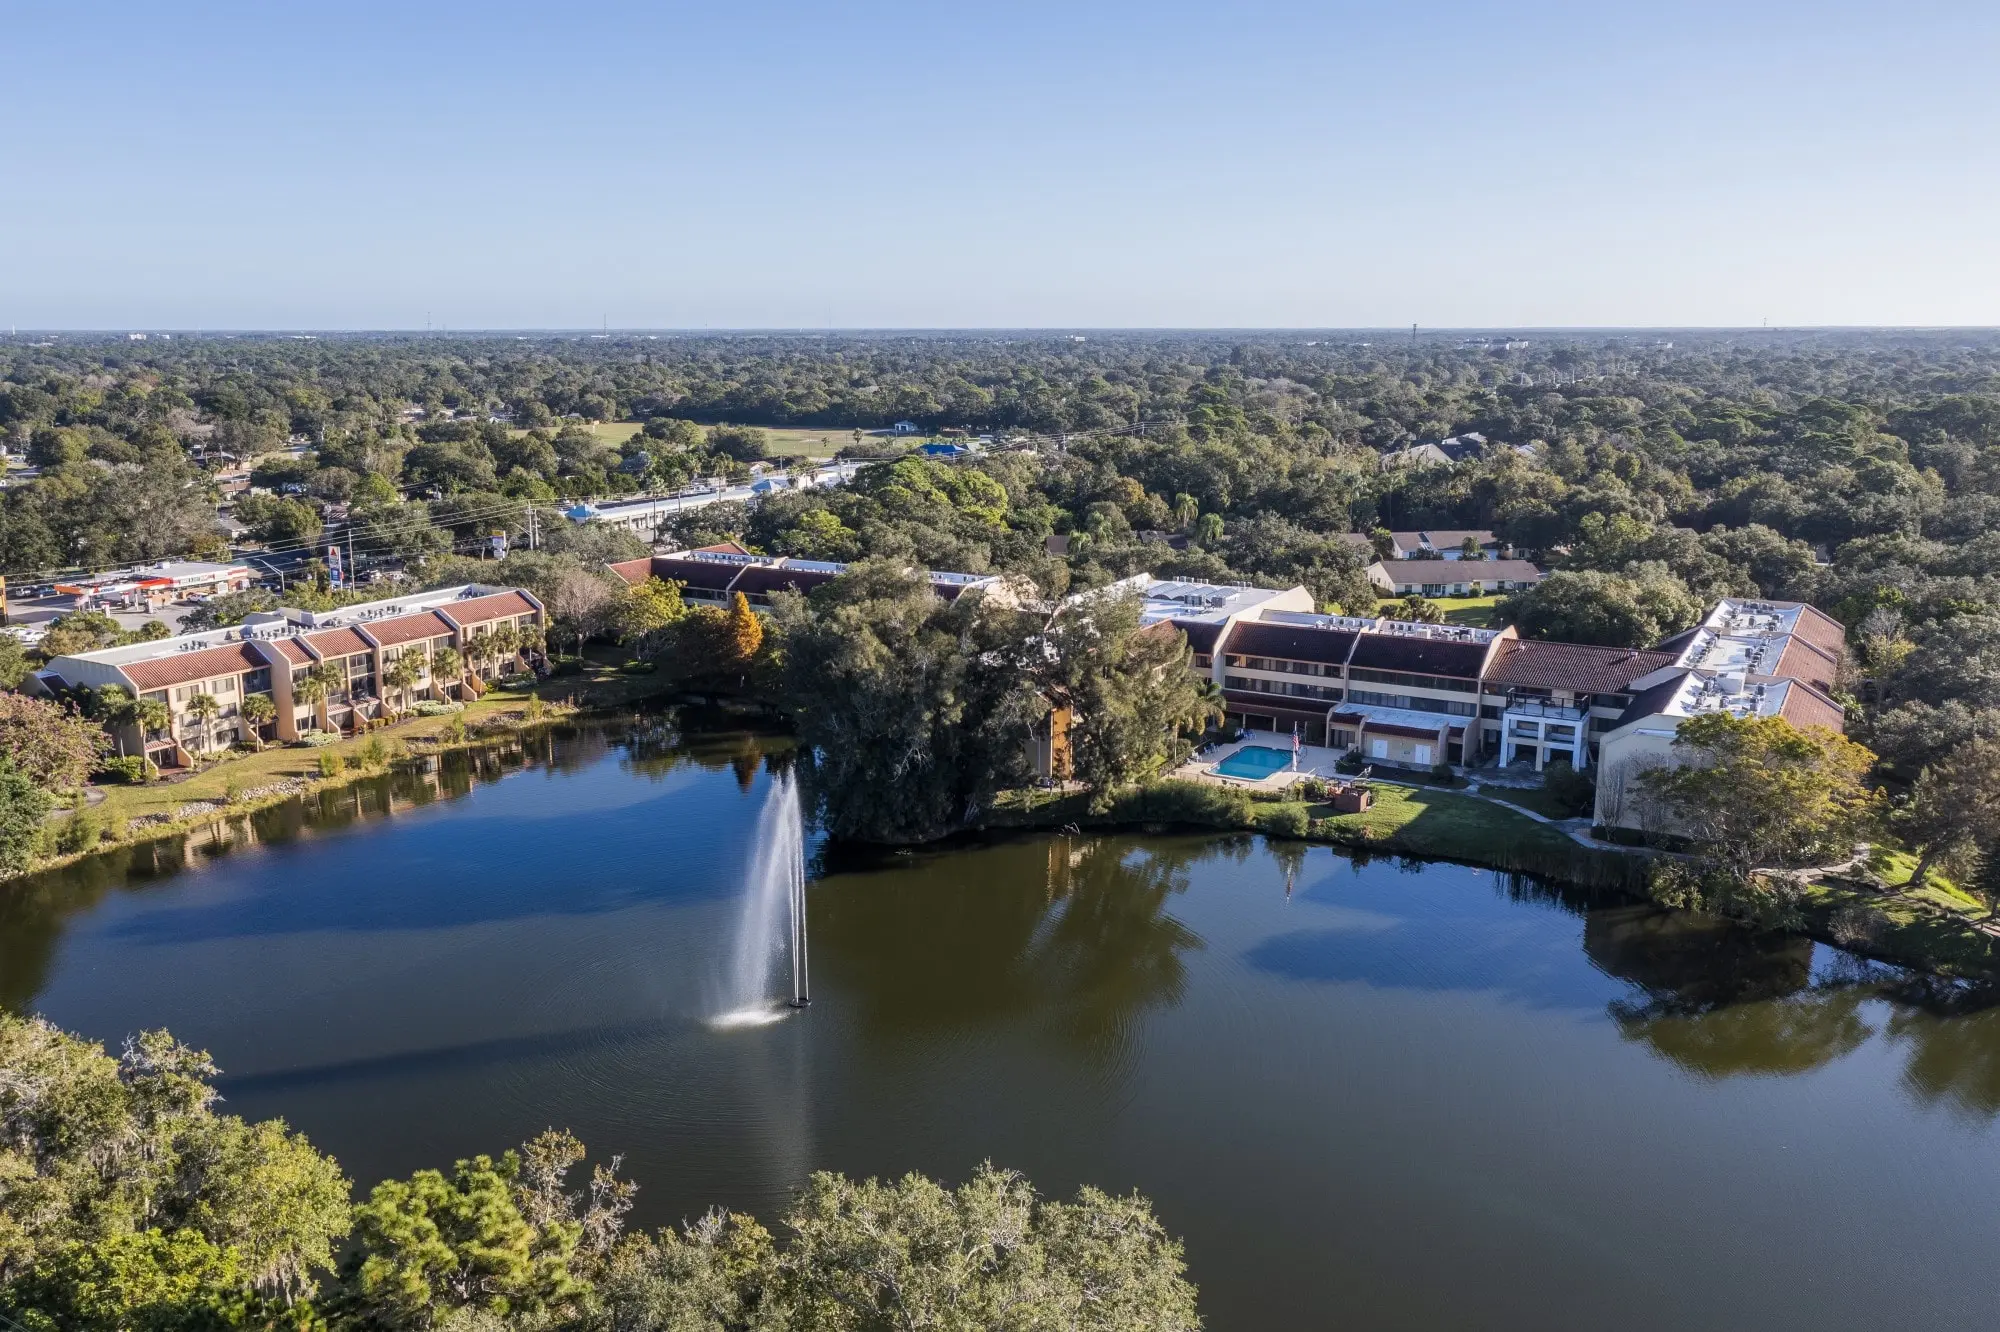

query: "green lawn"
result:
(1426, 595), (1506, 628)
(511, 421), (643, 448)
(1295, 782), (1585, 861)
(516, 420), (866, 461)
(994, 778), (1604, 879)
(78, 658), (672, 831)
(1481, 782), (1583, 821)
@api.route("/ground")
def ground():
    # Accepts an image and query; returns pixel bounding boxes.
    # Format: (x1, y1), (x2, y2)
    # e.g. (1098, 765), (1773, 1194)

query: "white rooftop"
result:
(1259, 608), (1501, 645)
(1655, 670), (1793, 722)
(53, 585), (525, 665)
(1674, 598), (1810, 676)
(1132, 577), (1290, 625)
(284, 584), (522, 628)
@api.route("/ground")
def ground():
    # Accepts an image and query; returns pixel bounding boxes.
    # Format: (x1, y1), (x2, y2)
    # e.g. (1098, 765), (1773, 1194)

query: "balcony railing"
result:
(1503, 697), (1588, 722)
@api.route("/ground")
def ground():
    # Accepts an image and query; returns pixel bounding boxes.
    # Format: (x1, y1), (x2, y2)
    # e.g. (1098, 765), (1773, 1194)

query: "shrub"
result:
(316, 751), (345, 778)
(1260, 805), (1311, 838)
(93, 755), (150, 785)
(1430, 762), (1456, 786)
(412, 700), (464, 717)
(1541, 760), (1596, 817)
(56, 809), (103, 855)
(1828, 904), (1890, 951)
(223, 779), (245, 805)
(1104, 779), (1253, 828)
(524, 695), (546, 722)
(358, 736), (389, 770)
(1335, 750), (1366, 775)
(296, 730), (340, 748)
(441, 715), (468, 744)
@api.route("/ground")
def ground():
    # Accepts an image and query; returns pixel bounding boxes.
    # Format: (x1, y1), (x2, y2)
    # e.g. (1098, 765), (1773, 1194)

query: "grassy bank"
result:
(993, 776), (2000, 978)
(990, 778), (1647, 892)
(38, 655), (688, 871)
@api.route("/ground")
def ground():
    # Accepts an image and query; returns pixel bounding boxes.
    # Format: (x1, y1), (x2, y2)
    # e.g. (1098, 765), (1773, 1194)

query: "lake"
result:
(7, 715), (2000, 1330)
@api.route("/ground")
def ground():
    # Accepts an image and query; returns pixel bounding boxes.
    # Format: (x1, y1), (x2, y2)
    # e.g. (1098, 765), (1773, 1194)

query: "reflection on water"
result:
(815, 836), (1203, 1070)
(10, 714), (2000, 1331)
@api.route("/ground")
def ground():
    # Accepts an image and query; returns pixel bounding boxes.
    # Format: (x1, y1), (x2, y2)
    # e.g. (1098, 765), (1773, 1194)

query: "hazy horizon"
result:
(7, 2), (1997, 329)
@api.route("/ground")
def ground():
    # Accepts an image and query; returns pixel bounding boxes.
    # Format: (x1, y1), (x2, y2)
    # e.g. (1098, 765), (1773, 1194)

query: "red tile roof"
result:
(303, 627), (372, 659)
(1226, 621), (1359, 666)
(1778, 681), (1847, 732)
(1348, 633), (1492, 679)
(1170, 618), (1224, 654)
(122, 643), (267, 691)
(606, 557), (655, 587)
(1775, 636), (1838, 694)
(442, 590), (539, 625)
(1485, 640), (1678, 694)
(1786, 605), (1848, 659)
(368, 611), (455, 647)
(272, 639), (313, 666)
(647, 558), (742, 592)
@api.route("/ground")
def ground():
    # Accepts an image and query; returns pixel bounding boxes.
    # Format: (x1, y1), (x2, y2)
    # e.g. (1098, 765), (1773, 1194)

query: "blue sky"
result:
(3, 1), (1996, 328)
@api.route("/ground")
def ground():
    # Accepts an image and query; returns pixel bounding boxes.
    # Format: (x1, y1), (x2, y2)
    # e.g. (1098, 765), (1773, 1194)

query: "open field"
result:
(509, 421), (644, 447)
(1376, 593), (1506, 628)
(513, 421), (866, 460)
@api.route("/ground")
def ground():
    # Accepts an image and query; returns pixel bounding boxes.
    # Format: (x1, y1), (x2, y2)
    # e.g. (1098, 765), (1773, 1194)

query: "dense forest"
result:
(0, 1012), (1198, 1331)
(5, 328), (2000, 790)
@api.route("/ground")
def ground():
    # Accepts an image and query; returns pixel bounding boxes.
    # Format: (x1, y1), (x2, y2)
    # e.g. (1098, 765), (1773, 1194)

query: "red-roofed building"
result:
(38, 583), (546, 764)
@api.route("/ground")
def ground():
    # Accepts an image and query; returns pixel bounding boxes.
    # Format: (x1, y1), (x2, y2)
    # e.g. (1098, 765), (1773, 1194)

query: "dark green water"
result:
(7, 718), (2000, 1330)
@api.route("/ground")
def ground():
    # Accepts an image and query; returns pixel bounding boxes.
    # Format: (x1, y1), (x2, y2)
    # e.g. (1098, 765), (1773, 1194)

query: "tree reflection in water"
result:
(1881, 982), (2000, 1120)
(811, 835), (1205, 1068)
(1588, 902), (1875, 1080)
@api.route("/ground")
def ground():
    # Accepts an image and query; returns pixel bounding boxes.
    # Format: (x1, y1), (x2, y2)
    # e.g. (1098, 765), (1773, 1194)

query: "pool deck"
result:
(1177, 738), (1347, 790)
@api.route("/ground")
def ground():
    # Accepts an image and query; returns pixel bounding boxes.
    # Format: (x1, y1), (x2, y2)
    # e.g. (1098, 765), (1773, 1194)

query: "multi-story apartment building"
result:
(1590, 598), (1847, 833)
(597, 554), (1846, 794)
(39, 583), (544, 767)
(1123, 576), (1838, 777)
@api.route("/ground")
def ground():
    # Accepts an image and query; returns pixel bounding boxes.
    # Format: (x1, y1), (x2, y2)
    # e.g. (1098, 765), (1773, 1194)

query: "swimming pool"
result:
(1213, 744), (1295, 779)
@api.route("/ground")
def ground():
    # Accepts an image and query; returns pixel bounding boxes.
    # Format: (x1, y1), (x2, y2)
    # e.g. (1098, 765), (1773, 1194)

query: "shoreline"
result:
(976, 779), (2000, 982)
(18, 695), (1997, 983)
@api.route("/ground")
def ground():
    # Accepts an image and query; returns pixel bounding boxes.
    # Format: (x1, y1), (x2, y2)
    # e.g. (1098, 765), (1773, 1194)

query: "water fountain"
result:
(711, 769), (809, 1026)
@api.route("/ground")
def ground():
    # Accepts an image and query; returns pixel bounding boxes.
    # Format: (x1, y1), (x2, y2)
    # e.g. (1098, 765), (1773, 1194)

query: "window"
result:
(1350, 689), (1473, 717)
(1192, 653), (1213, 669)
(1348, 668), (1476, 695)
(215, 677), (237, 694)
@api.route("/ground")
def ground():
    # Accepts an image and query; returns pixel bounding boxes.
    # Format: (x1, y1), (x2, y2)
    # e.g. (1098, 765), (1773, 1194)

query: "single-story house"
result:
(1367, 559), (1543, 598)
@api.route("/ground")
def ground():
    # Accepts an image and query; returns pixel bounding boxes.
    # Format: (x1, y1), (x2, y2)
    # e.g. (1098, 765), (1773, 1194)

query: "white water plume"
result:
(711, 769), (807, 1026)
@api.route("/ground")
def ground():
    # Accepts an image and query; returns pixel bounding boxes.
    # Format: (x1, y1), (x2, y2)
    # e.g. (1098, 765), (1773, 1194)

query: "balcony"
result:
(1503, 696), (1588, 722)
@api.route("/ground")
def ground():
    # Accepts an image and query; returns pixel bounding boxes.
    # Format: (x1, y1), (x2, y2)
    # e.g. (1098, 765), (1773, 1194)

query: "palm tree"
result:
(239, 693), (277, 748)
(131, 696), (170, 751)
(293, 663), (341, 732)
(431, 645), (465, 698)
(383, 653), (424, 716)
(184, 693), (220, 755)
(485, 624), (521, 675)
